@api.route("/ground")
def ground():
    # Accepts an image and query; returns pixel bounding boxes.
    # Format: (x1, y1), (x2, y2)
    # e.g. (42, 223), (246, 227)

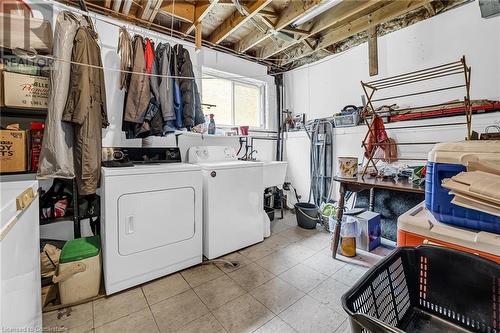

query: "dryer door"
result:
(118, 187), (195, 256)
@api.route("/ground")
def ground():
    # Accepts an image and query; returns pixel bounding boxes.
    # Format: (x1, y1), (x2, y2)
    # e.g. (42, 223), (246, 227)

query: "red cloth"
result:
(144, 38), (154, 74)
(365, 115), (389, 158)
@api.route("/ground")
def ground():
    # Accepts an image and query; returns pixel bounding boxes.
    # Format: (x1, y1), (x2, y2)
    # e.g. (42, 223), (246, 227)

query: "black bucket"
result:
(294, 203), (319, 229)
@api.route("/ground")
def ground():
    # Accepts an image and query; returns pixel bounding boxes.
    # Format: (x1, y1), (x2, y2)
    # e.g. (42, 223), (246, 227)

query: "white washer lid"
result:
(102, 163), (201, 176)
(196, 161), (263, 170)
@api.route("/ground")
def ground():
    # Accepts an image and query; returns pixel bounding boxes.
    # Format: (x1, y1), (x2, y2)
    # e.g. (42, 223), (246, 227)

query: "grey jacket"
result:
(156, 43), (175, 121)
(123, 35), (150, 123)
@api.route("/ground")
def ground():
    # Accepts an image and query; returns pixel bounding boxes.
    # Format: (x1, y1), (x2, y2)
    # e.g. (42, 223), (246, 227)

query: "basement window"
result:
(201, 70), (265, 128)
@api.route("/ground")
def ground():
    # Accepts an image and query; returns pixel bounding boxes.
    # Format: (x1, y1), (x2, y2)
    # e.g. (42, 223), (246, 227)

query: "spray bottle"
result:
(208, 114), (216, 135)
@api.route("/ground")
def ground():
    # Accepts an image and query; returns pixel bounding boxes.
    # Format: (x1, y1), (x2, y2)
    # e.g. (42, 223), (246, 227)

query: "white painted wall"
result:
(283, 2), (500, 202)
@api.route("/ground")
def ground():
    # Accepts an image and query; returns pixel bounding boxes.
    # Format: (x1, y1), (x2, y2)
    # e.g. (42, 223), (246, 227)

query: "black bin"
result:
(294, 203), (319, 229)
(342, 245), (500, 333)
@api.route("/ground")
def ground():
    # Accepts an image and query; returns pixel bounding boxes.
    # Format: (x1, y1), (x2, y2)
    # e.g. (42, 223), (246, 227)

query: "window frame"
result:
(201, 67), (267, 129)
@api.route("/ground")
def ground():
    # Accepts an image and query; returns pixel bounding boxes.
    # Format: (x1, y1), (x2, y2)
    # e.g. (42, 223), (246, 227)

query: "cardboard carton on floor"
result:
(0, 126), (28, 173)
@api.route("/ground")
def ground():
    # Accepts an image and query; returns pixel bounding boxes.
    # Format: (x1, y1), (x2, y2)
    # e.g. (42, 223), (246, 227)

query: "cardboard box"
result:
(2, 71), (49, 109)
(0, 128), (28, 173)
(0, 14), (53, 53)
(355, 211), (381, 252)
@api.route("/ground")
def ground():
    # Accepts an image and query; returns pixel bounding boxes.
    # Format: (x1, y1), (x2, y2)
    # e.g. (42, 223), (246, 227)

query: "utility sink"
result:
(262, 161), (288, 188)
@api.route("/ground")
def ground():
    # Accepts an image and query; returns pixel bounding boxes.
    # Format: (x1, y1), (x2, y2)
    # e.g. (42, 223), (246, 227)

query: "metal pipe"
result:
(275, 74), (283, 161)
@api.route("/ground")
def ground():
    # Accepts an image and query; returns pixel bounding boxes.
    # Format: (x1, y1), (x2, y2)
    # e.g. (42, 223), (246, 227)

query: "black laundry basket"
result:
(341, 245), (500, 333)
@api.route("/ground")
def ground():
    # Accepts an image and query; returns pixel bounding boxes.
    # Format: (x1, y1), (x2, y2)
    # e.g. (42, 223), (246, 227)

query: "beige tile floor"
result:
(43, 212), (375, 333)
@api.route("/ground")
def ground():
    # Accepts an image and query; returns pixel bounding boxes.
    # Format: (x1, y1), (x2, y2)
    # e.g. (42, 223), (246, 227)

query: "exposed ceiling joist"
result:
(281, 27), (310, 36)
(104, 0), (111, 9)
(279, 0), (432, 66)
(258, 0), (385, 60)
(208, 0), (272, 45)
(235, 0), (321, 54)
(259, 9), (278, 18)
(259, 15), (275, 29)
(183, 0), (220, 35)
(160, 2), (195, 23)
(424, 2), (436, 15)
(146, 0), (164, 22)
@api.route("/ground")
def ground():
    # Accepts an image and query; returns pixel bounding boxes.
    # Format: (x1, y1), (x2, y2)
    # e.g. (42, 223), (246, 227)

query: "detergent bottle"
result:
(208, 114), (216, 135)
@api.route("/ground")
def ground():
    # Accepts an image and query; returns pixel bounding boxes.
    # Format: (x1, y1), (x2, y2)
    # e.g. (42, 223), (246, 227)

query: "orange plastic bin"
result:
(397, 202), (500, 263)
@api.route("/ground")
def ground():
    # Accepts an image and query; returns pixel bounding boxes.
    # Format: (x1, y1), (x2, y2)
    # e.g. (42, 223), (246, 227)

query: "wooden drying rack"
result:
(360, 56), (472, 175)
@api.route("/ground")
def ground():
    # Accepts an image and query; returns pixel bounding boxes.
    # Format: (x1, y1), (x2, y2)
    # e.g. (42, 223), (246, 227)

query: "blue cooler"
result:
(425, 141), (500, 233)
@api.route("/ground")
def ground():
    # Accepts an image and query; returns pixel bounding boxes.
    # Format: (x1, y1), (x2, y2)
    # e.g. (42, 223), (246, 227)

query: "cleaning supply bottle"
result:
(204, 115), (209, 134)
(208, 114), (216, 135)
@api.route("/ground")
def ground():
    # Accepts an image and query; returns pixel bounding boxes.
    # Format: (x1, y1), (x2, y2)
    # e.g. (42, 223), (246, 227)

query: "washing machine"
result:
(188, 146), (264, 259)
(101, 148), (202, 294)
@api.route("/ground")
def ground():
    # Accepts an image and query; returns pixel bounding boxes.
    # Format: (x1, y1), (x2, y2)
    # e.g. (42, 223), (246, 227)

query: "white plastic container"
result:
(336, 157), (358, 178)
(55, 236), (101, 305)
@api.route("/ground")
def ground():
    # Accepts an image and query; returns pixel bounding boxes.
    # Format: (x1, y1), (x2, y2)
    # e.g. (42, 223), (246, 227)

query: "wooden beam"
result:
(160, 2), (195, 23)
(195, 22), (202, 51)
(183, 0), (219, 35)
(259, 15), (275, 30)
(424, 2), (436, 16)
(279, 0), (432, 65)
(368, 26), (378, 76)
(259, 0), (384, 59)
(235, 0), (321, 53)
(147, 0), (164, 22)
(208, 0), (272, 45)
(303, 39), (316, 51)
(104, 0), (112, 9)
(259, 9), (277, 18)
(281, 27), (310, 36)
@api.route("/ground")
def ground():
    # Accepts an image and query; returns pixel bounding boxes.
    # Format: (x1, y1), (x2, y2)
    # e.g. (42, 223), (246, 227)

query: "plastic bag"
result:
(320, 202), (336, 217)
(340, 215), (361, 238)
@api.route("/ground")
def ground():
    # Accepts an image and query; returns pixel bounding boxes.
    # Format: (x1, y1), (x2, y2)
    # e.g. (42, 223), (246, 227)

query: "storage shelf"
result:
(0, 170), (37, 176)
(40, 213), (98, 226)
(40, 216), (73, 225)
(1, 107), (47, 118)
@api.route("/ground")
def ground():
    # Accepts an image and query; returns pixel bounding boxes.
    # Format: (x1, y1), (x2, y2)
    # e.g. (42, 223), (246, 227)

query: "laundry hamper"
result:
(341, 245), (500, 333)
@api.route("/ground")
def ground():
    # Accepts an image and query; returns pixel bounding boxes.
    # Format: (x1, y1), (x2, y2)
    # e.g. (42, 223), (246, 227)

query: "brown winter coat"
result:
(62, 26), (109, 195)
(123, 35), (150, 123)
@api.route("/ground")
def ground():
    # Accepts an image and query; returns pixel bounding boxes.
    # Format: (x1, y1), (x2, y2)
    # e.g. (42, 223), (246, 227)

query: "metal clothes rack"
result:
(360, 56), (472, 175)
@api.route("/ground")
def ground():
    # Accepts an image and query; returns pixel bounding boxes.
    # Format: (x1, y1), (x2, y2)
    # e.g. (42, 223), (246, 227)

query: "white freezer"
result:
(0, 179), (41, 331)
